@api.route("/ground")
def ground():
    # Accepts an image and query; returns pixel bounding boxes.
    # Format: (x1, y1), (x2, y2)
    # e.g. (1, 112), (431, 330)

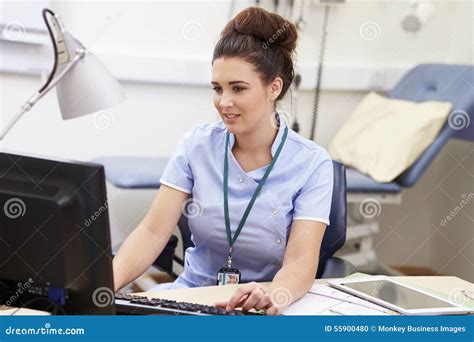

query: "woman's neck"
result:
(233, 112), (279, 155)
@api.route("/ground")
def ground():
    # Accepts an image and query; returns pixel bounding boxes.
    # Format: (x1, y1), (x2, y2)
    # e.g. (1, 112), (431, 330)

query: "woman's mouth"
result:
(222, 113), (241, 123)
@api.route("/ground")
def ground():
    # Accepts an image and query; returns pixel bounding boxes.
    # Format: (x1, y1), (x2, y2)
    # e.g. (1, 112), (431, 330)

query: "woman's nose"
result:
(219, 93), (234, 108)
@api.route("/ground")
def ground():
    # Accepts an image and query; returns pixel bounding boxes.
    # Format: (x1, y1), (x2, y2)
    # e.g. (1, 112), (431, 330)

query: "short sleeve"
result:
(292, 153), (333, 225)
(159, 130), (195, 194)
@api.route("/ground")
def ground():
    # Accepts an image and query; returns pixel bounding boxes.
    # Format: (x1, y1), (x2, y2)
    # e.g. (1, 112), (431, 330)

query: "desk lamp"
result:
(0, 8), (125, 139)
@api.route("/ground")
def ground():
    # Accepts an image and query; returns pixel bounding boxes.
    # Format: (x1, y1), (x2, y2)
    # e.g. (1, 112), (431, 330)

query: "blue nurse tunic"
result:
(151, 113), (333, 290)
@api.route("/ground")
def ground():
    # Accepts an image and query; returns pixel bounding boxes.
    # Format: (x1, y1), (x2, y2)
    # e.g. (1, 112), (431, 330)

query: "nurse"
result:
(113, 6), (333, 315)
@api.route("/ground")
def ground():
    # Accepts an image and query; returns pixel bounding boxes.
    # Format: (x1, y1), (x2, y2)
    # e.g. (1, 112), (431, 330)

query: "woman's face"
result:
(211, 57), (281, 135)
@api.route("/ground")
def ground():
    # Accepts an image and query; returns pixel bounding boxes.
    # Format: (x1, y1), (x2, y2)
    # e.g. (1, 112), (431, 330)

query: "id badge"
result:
(217, 267), (241, 285)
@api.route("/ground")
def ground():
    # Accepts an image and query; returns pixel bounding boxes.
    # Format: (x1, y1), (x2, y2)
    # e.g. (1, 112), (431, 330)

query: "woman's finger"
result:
(226, 283), (257, 310)
(214, 301), (227, 308)
(241, 288), (265, 311)
(214, 294), (248, 309)
(265, 305), (279, 316)
(254, 293), (272, 310)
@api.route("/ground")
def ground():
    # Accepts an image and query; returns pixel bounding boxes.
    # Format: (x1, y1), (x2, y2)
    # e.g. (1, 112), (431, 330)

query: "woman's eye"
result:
(212, 86), (244, 93)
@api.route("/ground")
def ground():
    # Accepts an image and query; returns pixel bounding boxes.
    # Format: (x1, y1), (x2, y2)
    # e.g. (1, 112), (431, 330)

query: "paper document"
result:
(283, 284), (397, 316)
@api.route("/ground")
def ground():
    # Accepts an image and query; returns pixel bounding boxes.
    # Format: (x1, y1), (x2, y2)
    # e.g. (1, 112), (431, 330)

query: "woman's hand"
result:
(214, 282), (288, 315)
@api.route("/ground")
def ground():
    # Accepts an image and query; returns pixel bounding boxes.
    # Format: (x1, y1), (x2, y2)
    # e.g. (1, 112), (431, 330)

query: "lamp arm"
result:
(0, 50), (86, 140)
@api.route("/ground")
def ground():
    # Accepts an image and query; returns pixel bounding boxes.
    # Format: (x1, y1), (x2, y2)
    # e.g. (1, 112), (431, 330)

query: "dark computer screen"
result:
(0, 152), (115, 314)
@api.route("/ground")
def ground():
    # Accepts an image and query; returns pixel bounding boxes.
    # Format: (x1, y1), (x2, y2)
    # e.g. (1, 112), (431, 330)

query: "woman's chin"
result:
(223, 122), (242, 134)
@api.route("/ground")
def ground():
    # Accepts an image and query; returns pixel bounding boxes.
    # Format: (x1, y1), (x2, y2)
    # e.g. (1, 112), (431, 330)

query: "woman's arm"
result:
(219, 220), (326, 315)
(112, 185), (190, 291)
(264, 220), (326, 314)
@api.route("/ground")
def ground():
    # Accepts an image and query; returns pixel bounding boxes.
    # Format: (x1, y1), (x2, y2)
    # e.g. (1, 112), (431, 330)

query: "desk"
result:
(0, 306), (51, 315)
(1, 275), (471, 315)
(136, 275), (474, 313)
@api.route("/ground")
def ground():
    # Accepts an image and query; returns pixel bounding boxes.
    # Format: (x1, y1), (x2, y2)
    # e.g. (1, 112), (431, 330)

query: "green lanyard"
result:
(223, 125), (288, 268)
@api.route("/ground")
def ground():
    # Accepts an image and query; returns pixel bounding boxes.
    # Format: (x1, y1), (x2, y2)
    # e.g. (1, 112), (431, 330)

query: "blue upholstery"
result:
(320, 257), (356, 279)
(97, 156), (166, 189)
(346, 168), (401, 193)
(317, 161), (354, 278)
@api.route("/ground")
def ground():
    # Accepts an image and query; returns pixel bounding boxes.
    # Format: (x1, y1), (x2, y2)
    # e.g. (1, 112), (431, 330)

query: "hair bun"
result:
(214, 7), (298, 102)
(224, 7), (297, 54)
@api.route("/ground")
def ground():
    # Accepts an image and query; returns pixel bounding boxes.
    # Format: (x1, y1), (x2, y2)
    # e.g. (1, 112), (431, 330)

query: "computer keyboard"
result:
(115, 293), (263, 316)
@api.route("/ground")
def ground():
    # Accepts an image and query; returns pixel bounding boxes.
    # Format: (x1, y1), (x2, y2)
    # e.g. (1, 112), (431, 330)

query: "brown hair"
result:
(212, 7), (298, 101)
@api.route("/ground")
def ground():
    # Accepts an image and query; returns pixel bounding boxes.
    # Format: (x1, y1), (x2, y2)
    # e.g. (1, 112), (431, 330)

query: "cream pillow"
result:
(329, 92), (452, 182)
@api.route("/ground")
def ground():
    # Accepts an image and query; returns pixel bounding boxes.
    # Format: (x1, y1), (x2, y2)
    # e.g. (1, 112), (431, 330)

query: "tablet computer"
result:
(327, 276), (472, 315)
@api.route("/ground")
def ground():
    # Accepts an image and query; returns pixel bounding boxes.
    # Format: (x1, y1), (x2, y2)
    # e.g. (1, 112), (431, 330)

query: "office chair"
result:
(319, 161), (352, 277)
(342, 64), (474, 273)
(98, 156), (354, 279)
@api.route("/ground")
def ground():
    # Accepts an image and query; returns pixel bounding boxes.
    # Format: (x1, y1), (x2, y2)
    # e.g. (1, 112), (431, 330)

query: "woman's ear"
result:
(268, 77), (283, 101)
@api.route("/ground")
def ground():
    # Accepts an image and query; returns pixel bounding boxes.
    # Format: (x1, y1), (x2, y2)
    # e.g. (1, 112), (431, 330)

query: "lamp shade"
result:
(55, 30), (126, 120)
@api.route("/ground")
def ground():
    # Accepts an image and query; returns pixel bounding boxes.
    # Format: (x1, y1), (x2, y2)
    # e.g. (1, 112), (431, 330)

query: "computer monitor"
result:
(0, 152), (115, 314)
